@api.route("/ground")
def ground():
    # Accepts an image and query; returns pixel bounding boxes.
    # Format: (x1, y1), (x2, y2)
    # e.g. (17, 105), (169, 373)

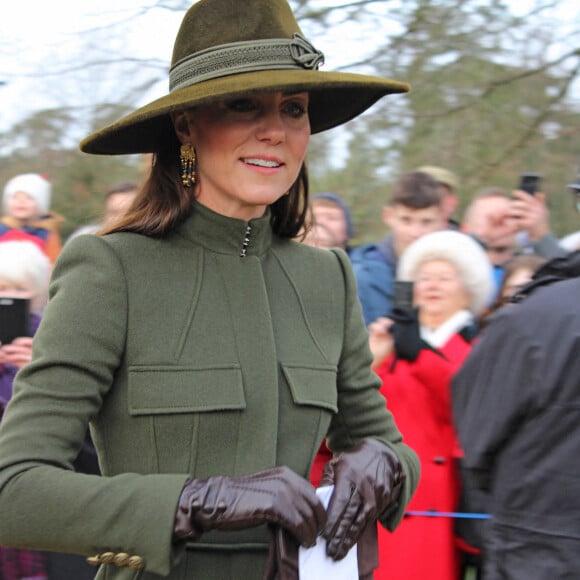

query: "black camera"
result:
(0, 297), (30, 344)
(393, 281), (414, 311)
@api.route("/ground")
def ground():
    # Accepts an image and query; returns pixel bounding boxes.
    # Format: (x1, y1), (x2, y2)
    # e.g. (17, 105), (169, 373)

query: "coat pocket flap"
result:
(281, 364), (338, 413)
(128, 365), (245, 415)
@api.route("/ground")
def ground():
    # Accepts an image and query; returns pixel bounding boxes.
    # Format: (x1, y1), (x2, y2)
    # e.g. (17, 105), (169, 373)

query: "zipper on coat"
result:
(240, 224), (252, 257)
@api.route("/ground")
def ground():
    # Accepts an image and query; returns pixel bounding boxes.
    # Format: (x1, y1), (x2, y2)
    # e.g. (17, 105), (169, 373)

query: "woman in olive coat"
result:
(0, 1), (420, 579)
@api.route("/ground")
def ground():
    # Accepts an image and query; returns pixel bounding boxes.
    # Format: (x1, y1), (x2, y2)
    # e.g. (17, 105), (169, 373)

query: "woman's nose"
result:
(422, 278), (438, 290)
(256, 109), (285, 143)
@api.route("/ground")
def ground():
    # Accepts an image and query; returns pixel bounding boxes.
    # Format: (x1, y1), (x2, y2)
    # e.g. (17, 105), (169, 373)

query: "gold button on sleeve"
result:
(113, 552), (131, 567)
(100, 551), (115, 565)
(127, 555), (145, 570)
(86, 555), (102, 566)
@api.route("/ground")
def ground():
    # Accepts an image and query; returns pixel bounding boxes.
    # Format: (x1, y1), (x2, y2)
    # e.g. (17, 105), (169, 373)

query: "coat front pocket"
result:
(278, 363), (338, 476)
(281, 363), (338, 413)
(126, 365), (246, 475)
(128, 365), (246, 415)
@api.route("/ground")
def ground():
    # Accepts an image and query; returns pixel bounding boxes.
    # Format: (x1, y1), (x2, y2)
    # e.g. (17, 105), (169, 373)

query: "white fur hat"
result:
(397, 230), (495, 316)
(3, 173), (52, 215)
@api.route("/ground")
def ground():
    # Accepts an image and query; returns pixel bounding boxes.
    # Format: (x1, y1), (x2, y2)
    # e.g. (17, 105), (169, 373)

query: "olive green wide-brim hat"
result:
(80, 0), (410, 155)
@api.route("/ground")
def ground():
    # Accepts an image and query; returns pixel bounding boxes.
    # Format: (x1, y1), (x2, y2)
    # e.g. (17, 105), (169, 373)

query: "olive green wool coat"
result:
(0, 201), (419, 580)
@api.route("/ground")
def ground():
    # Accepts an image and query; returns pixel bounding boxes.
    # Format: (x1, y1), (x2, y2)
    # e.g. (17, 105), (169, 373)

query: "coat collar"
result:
(176, 199), (274, 258)
(420, 310), (474, 349)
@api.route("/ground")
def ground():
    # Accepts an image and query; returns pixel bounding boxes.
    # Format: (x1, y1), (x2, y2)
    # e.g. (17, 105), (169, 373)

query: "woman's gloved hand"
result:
(321, 438), (405, 560)
(174, 466), (327, 548)
(390, 305), (422, 362)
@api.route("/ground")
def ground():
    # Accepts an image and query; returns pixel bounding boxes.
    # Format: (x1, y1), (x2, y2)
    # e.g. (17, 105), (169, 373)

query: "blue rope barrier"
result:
(405, 510), (491, 519)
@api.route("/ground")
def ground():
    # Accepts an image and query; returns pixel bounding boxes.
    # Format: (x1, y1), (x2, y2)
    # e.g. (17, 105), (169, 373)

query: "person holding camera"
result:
(462, 185), (567, 298)
(0, 240), (51, 580)
(0, 240), (51, 401)
(368, 230), (494, 580)
(0, 1), (420, 579)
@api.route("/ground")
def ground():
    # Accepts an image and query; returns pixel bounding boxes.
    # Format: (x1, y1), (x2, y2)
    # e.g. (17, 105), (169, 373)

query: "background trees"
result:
(299, 0), (580, 240)
(0, 0), (578, 241)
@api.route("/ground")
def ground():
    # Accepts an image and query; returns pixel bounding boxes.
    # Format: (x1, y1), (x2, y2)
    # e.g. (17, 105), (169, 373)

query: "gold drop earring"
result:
(180, 143), (197, 187)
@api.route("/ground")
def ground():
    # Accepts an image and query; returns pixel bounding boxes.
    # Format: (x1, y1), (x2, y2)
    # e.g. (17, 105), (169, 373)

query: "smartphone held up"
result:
(0, 297), (30, 345)
(518, 172), (542, 196)
(393, 281), (414, 312)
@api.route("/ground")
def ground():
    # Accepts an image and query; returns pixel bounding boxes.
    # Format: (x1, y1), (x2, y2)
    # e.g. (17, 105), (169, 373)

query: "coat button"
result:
(127, 555), (145, 570)
(86, 555), (101, 566)
(113, 552), (131, 567)
(100, 552), (116, 564)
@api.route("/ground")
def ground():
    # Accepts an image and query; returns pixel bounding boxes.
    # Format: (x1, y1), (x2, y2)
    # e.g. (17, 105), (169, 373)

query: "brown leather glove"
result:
(174, 466), (326, 548)
(321, 438), (405, 560)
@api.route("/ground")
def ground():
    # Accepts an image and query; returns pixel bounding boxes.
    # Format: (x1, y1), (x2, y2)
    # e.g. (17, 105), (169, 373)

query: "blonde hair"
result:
(0, 241), (51, 312)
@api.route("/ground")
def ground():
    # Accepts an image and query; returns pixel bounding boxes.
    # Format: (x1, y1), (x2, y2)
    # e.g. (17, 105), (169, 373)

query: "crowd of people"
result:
(0, 0), (579, 579)
(301, 167), (580, 578)
(2, 163), (577, 579)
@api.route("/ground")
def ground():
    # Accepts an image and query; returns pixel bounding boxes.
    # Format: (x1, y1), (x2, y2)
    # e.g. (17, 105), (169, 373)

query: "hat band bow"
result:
(169, 33), (325, 92)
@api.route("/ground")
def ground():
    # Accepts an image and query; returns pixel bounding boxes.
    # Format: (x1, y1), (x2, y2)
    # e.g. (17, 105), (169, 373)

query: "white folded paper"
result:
(298, 485), (358, 579)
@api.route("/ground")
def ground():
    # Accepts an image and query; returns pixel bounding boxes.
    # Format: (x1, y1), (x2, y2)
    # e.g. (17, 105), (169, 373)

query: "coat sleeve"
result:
(326, 249), (420, 530)
(0, 235), (188, 577)
(451, 312), (541, 492)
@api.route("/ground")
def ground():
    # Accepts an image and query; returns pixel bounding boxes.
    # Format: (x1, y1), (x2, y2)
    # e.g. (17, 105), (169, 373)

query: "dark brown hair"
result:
(390, 171), (442, 209)
(480, 254), (546, 329)
(494, 254), (545, 305)
(102, 124), (309, 238)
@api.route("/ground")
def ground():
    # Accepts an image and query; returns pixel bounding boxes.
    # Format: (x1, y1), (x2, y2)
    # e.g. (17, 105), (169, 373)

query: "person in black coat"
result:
(452, 251), (580, 579)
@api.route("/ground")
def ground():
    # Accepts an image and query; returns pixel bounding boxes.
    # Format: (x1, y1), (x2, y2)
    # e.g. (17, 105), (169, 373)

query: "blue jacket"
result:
(351, 235), (398, 326)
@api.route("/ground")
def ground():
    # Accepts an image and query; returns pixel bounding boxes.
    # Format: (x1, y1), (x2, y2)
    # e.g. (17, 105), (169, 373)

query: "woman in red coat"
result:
(369, 230), (494, 580)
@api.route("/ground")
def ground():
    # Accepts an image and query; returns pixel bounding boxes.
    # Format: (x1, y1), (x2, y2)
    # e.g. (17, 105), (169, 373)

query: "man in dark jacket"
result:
(452, 251), (580, 578)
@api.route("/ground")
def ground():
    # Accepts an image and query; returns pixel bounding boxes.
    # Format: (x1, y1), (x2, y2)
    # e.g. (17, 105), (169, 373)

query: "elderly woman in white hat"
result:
(0, 1), (420, 579)
(367, 230), (494, 580)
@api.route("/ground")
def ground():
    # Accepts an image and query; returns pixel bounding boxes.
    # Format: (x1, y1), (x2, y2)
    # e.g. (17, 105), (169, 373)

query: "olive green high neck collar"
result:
(176, 198), (274, 258)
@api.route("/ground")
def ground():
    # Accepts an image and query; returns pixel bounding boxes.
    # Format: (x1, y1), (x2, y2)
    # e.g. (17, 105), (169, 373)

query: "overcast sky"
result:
(0, 2), (176, 130)
(1, 0), (578, 134)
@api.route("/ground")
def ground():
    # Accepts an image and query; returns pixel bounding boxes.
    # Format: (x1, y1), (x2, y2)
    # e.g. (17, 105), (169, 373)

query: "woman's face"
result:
(174, 91), (310, 221)
(502, 267), (534, 299)
(414, 259), (470, 322)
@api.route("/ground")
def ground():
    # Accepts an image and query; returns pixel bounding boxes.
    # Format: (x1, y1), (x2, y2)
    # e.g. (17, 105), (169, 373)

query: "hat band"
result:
(169, 33), (325, 92)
